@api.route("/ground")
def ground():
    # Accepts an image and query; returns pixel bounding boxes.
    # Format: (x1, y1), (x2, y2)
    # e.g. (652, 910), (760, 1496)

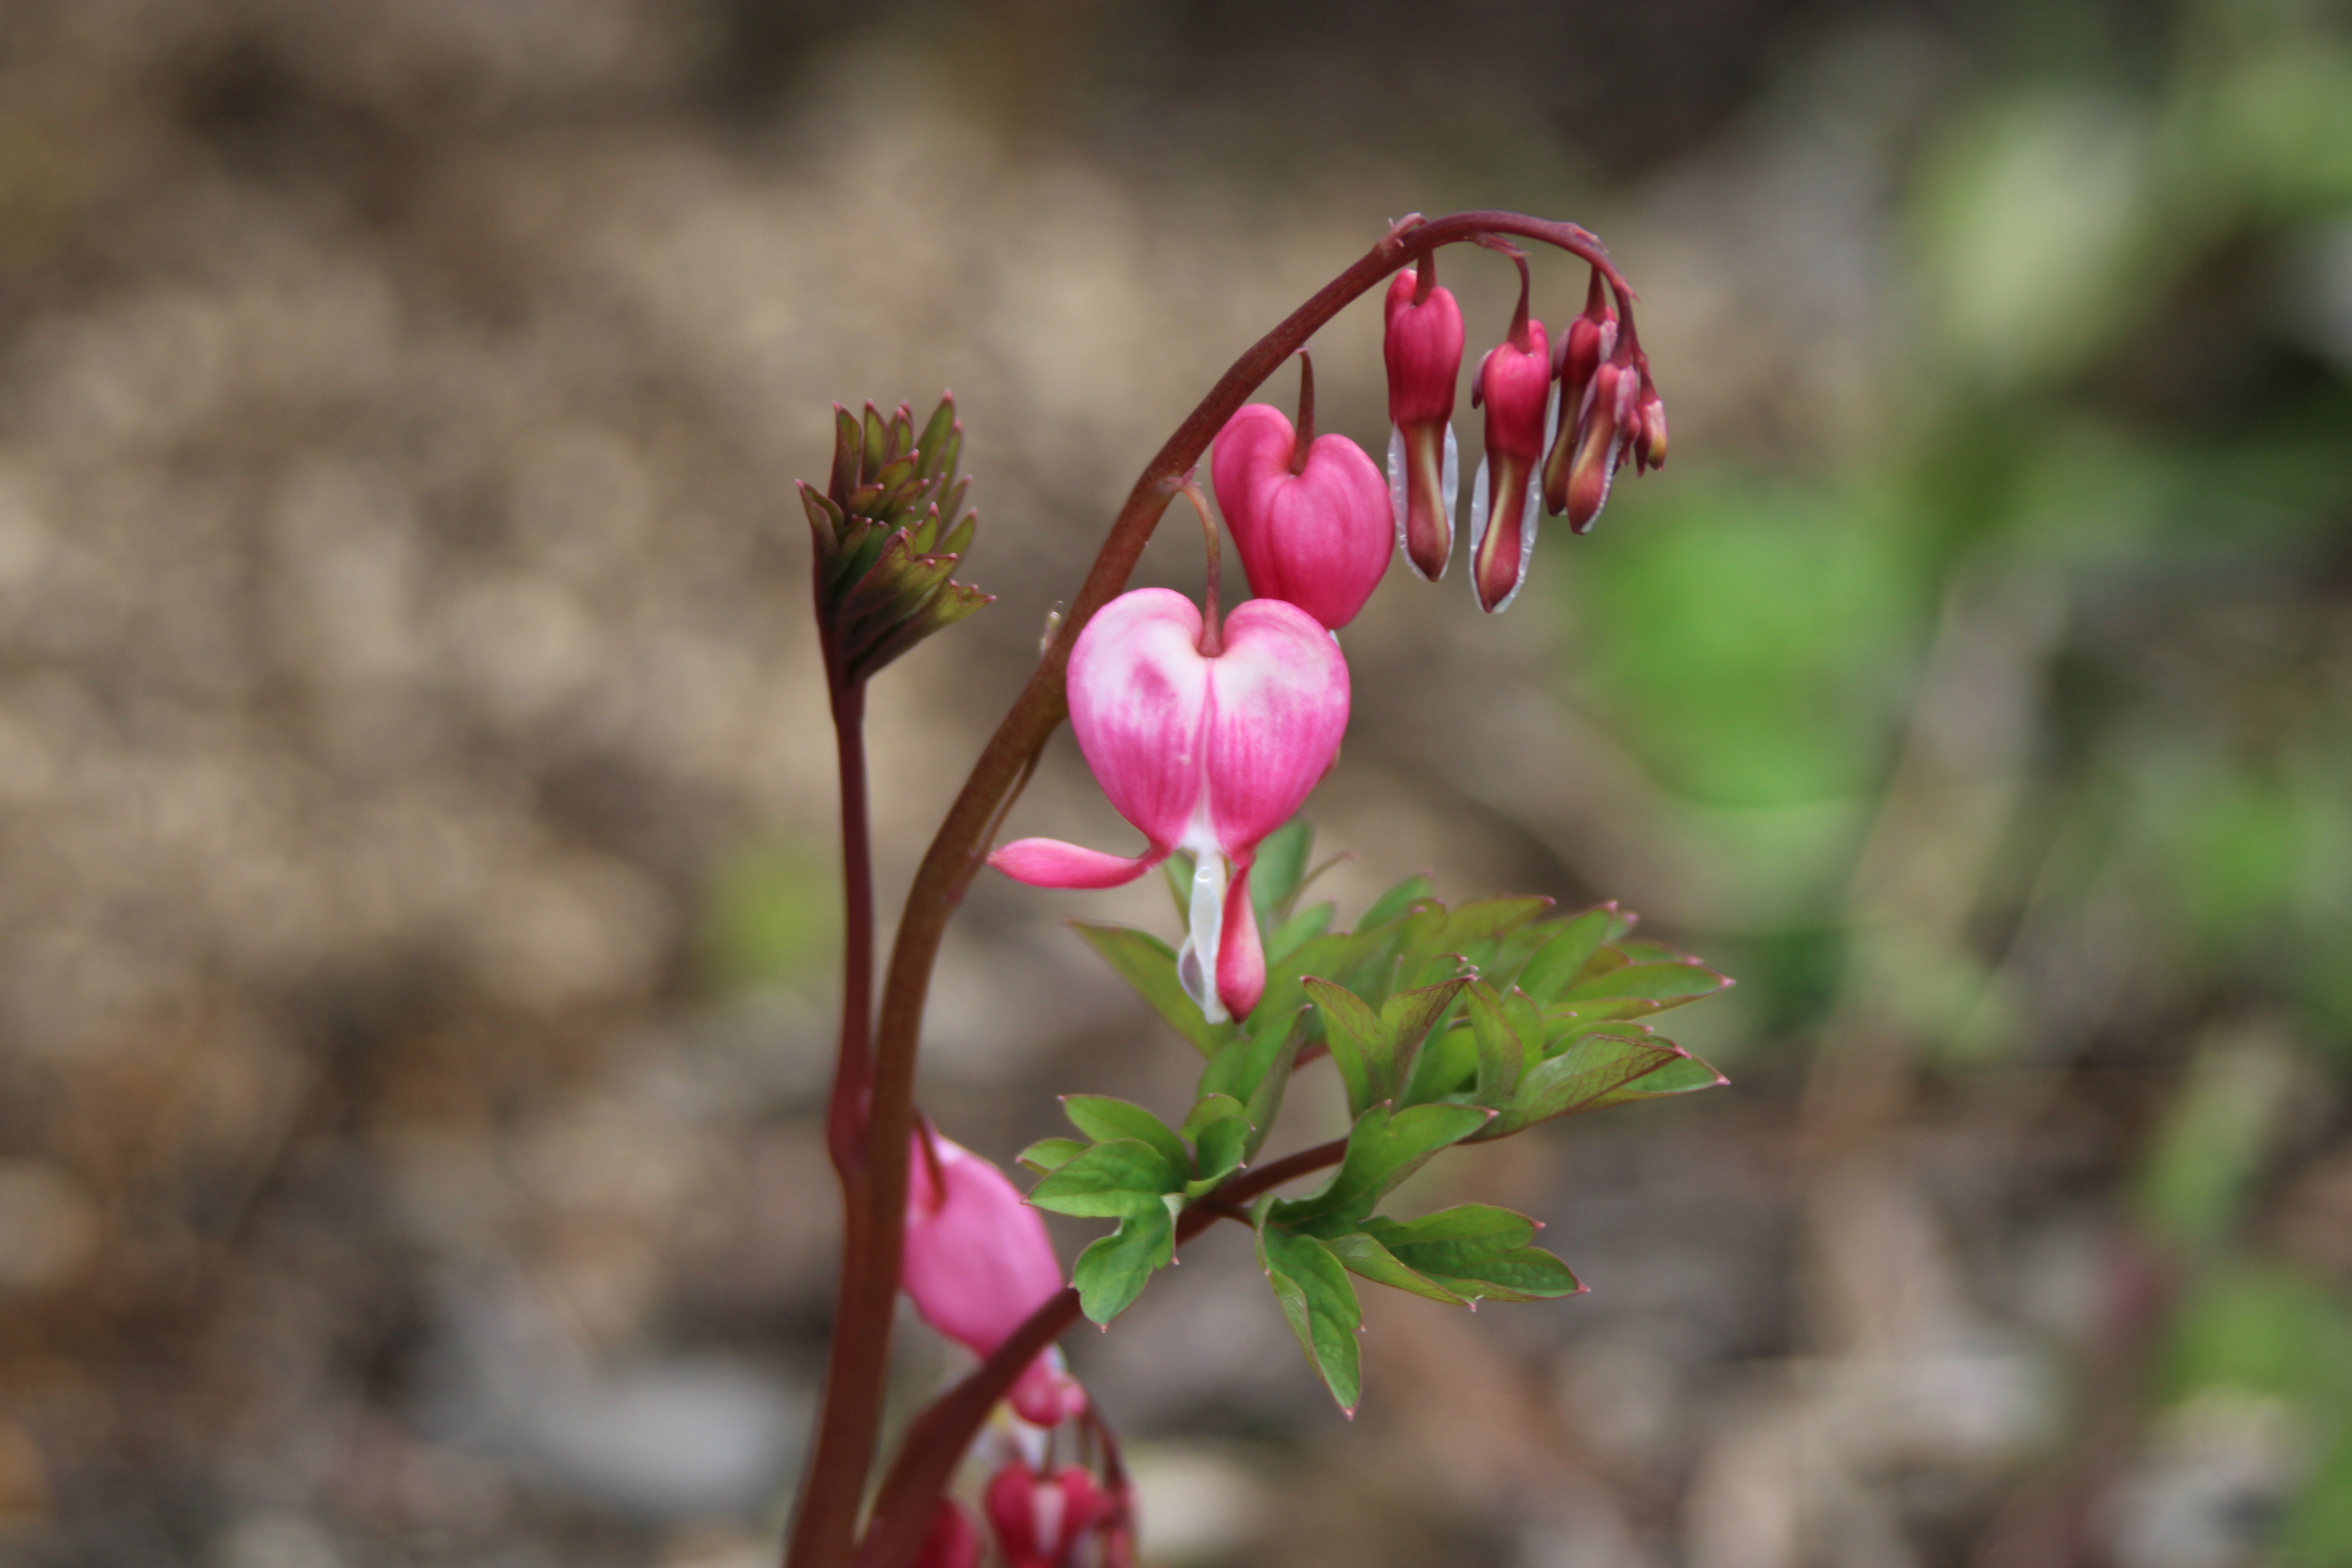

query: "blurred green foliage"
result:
(702, 840), (842, 997)
(1562, 0), (2351, 1554)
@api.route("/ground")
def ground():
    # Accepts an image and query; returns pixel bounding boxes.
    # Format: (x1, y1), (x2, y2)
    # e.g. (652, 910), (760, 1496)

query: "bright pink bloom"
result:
(912, 1500), (981, 1568)
(904, 1133), (1086, 1427)
(1210, 403), (1390, 631)
(989, 588), (1349, 1022)
(1383, 264), (1465, 581)
(1468, 316), (1552, 613)
(984, 1463), (1111, 1568)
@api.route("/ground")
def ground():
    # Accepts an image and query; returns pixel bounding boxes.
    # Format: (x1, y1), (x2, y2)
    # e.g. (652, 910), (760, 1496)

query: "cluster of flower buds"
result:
(1376, 248), (1665, 609)
(1541, 267), (1666, 539)
(990, 587), (1349, 1024)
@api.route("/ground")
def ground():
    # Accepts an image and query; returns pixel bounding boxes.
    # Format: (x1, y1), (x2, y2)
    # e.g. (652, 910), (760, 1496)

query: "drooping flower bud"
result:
(1564, 359), (1641, 535)
(1467, 312), (1552, 613)
(904, 1133), (1087, 1427)
(1210, 366), (1390, 631)
(985, 1462), (1111, 1568)
(1382, 263), (1464, 581)
(989, 588), (1348, 1023)
(1541, 270), (1618, 517)
(912, 1500), (982, 1568)
(1632, 378), (1668, 473)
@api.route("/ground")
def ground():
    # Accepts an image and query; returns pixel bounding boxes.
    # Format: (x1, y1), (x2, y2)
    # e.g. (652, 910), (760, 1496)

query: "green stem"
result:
(785, 211), (1625, 1568)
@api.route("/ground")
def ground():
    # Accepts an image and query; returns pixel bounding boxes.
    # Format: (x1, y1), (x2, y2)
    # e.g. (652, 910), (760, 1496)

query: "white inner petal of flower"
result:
(1386, 423), (1408, 550)
(1440, 419), (1459, 513)
(1175, 849), (1230, 1024)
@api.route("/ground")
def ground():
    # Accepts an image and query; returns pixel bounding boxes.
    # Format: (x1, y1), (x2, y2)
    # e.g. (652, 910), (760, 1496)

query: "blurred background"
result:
(0, 0), (2348, 1563)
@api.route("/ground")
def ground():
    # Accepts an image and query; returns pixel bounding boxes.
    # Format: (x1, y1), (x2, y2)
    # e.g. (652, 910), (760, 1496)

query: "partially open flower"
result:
(1210, 394), (1390, 632)
(989, 587), (1349, 1022)
(904, 1133), (1086, 1427)
(984, 1463), (1111, 1568)
(1383, 262), (1465, 581)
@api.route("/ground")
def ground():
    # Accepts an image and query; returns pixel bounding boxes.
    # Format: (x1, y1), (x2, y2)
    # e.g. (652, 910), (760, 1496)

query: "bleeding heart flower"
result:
(988, 587), (1349, 1023)
(904, 1132), (1086, 1427)
(984, 1462), (1111, 1568)
(1383, 261), (1465, 581)
(1468, 308), (1552, 613)
(1210, 397), (1390, 632)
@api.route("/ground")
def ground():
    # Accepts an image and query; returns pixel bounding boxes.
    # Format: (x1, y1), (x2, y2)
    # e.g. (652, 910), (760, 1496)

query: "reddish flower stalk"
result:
(786, 212), (1633, 1568)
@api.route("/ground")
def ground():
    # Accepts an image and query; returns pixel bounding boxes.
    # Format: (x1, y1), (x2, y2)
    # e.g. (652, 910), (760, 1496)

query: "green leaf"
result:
(1072, 1198), (1176, 1324)
(1250, 818), (1315, 926)
(1179, 1091), (1247, 1142)
(1474, 1035), (1725, 1140)
(1304, 978), (1383, 1116)
(1027, 1139), (1184, 1217)
(1016, 1137), (1088, 1175)
(1073, 922), (1236, 1056)
(1401, 1018), (1478, 1105)
(1512, 904), (1626, 1003)
(1180, 1093), (1250, 1187)
(1325, 1229), (1468, 1305)
(1558, 959), (1731, 1007)
(1062, 1095), (1191, 1175)
(1191, 1114), (1250, 1189)
(1305, 977), (1470, 1115)
(1465, 982), (1532, 1103)
(1395, 897), (1553, 990)
(1359, 874), (1436, 930)
(1256, 1219), (1363, 1414)
(1252, 927), (1355, 1037)
(1361, 1204), (1582, 1302)
(1265, 902), (1335, 965)
(1271, 1102), (1491, 1232)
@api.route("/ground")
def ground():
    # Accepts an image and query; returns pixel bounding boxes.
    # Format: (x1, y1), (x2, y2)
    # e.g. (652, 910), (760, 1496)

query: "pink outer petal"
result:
(1480, 322), (1553, 465)
(1385, 270), (1465, 426)
(1210, 402), (1295, 543)
(1216, 860), (1265, 1020)
(1202, 598), (1350, 854)
(903, 1139), (1066, 1357)
(1261, 435), (1392, 630)
(1214, 408), (1390, 631)
(988, 838), (1163, 889)
(1065, 588), (1210, 849)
